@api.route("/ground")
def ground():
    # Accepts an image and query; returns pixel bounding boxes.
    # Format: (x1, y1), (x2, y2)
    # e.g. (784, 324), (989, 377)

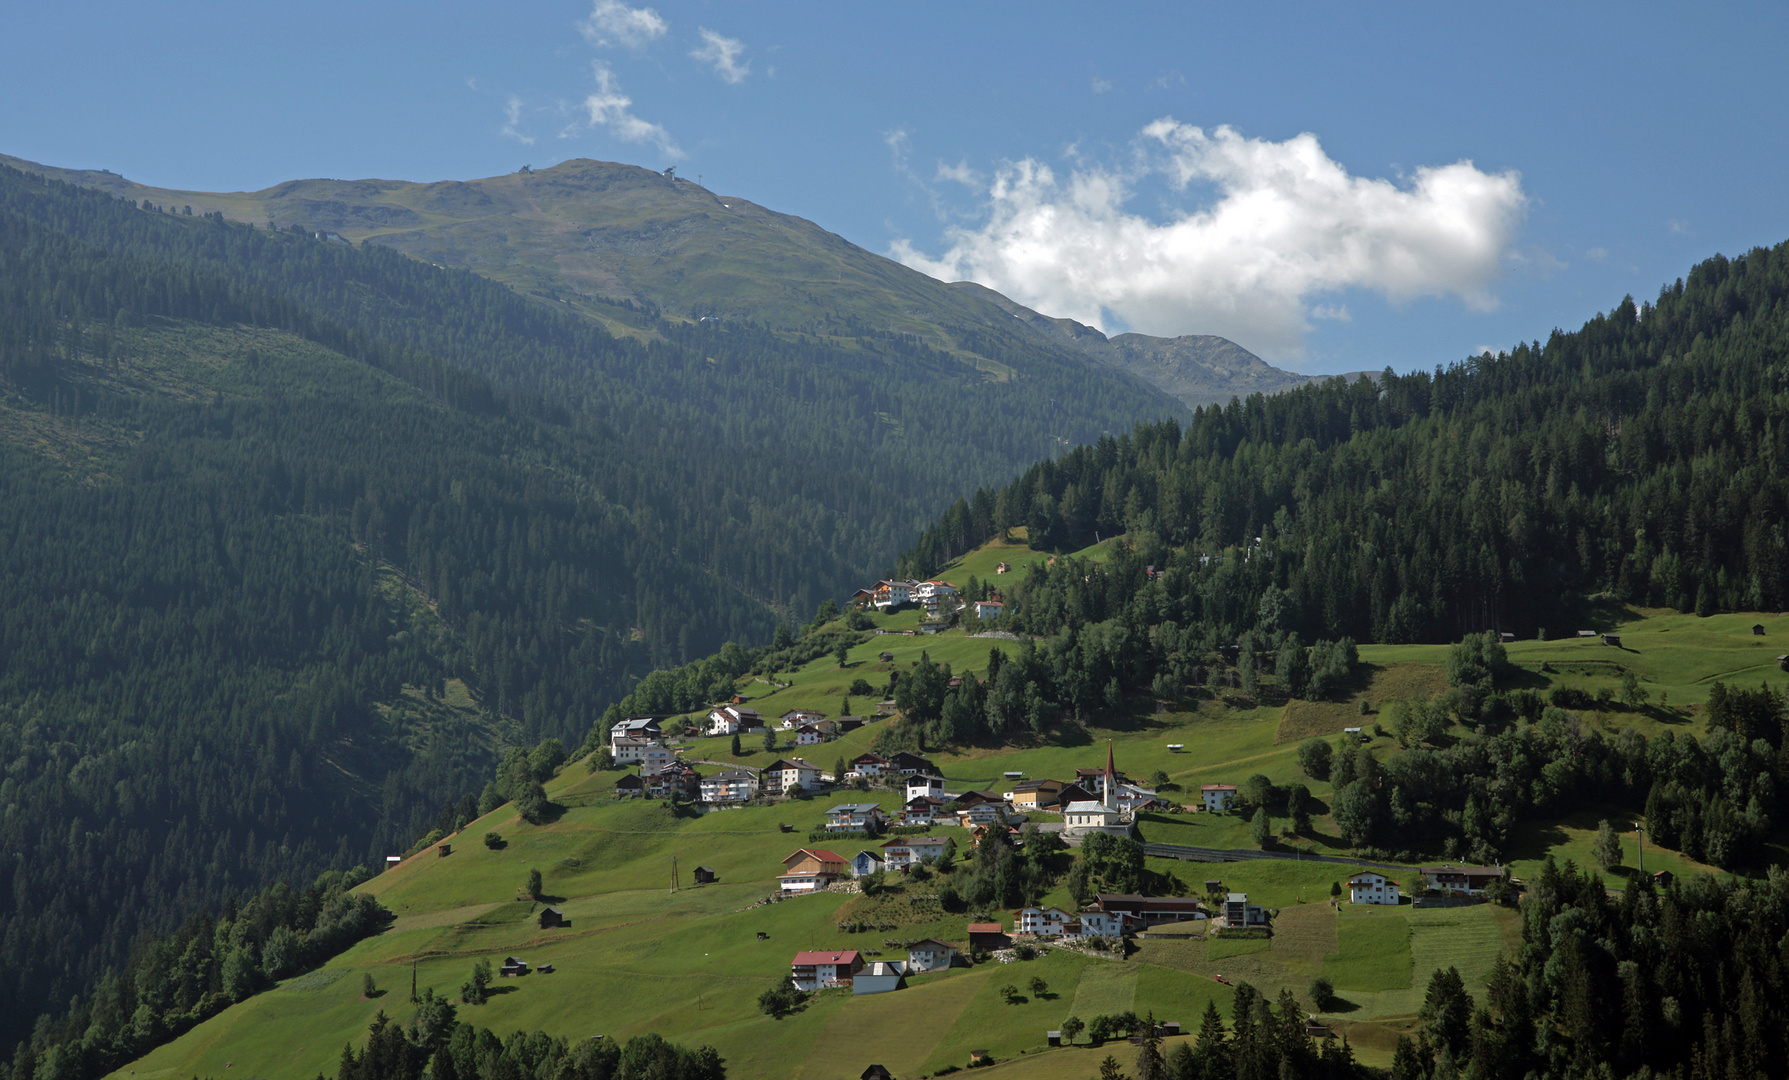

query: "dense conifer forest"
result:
(0, 163), (1181, 1057)
(905, 240), (1789, 637)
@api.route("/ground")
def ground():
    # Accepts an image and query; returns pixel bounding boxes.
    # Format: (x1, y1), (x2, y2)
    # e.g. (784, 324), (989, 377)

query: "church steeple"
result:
(1103, 739), (1118, 811)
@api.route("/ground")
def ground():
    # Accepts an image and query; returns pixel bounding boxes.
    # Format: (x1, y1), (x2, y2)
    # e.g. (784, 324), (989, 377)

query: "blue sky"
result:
(5, 1), (1787, 374)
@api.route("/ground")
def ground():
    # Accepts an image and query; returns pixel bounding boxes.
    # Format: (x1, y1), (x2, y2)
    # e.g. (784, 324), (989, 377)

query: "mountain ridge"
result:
(0, 152), (1326, 408)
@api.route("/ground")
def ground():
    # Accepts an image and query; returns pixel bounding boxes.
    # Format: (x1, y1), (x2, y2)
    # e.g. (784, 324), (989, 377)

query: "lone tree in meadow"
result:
(1061, 1015), (1085, 1045)
(730, 733), (742, 756)
(1251, 807), (1272, 849)
(526, 867), (543, 900)
(460, 959), (492, 1005)
(1592, 819), (1624, 870)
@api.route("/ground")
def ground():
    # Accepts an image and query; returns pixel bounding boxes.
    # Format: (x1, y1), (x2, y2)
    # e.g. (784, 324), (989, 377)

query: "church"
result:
(1061, 741), (1134, 839)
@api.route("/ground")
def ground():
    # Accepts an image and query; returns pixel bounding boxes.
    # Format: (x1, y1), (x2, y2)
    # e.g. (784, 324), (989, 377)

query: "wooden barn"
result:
(538, 907), (566, 929)
(693, 866), (718, 884)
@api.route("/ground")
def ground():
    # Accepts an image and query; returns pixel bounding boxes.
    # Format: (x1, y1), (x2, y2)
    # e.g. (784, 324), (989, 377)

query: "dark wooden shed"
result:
(1753, 624), (1766, 635)
(693, 866), (717, 884)
(1601, 633), (1622, 647)
(538, 907), (566, 929)
(437, 843), (452, 857)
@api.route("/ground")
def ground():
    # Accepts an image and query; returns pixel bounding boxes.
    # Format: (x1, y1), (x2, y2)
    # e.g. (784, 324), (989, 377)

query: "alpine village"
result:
(5, 47), (1789, 1080)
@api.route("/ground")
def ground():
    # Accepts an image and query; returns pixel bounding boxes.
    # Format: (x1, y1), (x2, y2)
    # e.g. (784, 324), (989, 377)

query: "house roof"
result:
(966, 922), (1003, 933)
(764, 758), (821, 772)
(1201, 784), (1238, 791)
(1347, 873), (1395, 885)
(1420, 863), (1503, 876)
(784, 848), (847, 866)
(882, 835), (949, 849)
(909, 938), (955, 951)
(1011, 779), (1063, 792)
(860, 962), (905, 977)
(704, 768), (758, 782)
(1062, 801), (1118, 814)
(791, 950), (861, 966)
(829, 803), (883, 814)
(854, 851), (884, 863)
(852, 752), (888, 764)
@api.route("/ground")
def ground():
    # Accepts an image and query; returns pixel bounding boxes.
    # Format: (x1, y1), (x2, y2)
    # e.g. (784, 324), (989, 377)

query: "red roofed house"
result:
(1347, 872), (1400, 905)
(790, 949), (863, 990)
(1201, 784), (1238, 812)
(967, 921), (1007, 951)
(780, 848), (848, 893)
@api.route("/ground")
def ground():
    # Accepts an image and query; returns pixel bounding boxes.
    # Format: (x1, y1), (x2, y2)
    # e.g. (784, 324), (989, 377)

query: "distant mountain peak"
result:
(3, 150), (1333, 409)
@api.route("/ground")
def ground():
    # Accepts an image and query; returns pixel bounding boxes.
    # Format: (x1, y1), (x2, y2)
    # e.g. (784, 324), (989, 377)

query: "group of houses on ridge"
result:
(849, 577), (1007, 622)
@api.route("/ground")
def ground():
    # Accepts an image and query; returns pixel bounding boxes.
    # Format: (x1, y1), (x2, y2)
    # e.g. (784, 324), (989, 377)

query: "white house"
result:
(852, 961), (906, 996)
(763, 758), (824, 794)
(705, 705), (763, 736)
(850, 850), (885, 878)
(1347, 872), (1400, 905)
(915, 580), (959, 618)
(1018, 906), (1074, 938)
(958, 802), (1006, 828)
(848, 753), (889, 779)
(780, 709), (825, 730)
(907, 939), (957, 972)
(973, 600), (1006, 620)
(881, 835), (951, 870)
(906, 774), (948, 802)
(1074, 910), (1126, 938)
(825, 803), (886, 831)
(872, 579), (918, 610)
(794, 724), (829, 746)
(609, 716), (662, 743)
(1201, 784), (1238, 812)
(611, 736), (671, 769)
(790, 949), (862, 990)
(900, 795), (946, 825)
(699, 767), (759, 804)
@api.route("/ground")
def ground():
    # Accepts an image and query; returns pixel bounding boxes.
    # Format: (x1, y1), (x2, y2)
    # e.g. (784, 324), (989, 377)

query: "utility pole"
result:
(671, 854), (678, 893)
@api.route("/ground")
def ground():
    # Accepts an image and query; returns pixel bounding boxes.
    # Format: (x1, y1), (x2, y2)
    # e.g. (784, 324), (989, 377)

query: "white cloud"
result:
(1587, 246), (1608, 260)
(1310, 303), (1350, 322)
(891, 120), (1527, 359)
(573, 62), (681, 158)
(1091, 77), (1113, 94)
(500, 94), (535, 145)
(579, 0), (667, 49)
(691, 28), (750, 84)
(935, 160), (983, 188)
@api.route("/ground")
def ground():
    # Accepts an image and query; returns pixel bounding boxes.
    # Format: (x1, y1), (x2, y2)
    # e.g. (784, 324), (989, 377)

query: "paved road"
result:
(1140, 842), (1407, 872)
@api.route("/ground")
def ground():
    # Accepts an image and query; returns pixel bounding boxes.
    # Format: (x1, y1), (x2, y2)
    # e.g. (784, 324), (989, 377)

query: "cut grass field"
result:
(107, 549), (1789, 1080)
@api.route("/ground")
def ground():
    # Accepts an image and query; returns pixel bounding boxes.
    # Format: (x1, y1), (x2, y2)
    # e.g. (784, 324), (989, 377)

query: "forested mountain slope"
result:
(0, 153), (1299, 407)
(0, 162), (1180, 1054)
(906, 239), (1789, 644)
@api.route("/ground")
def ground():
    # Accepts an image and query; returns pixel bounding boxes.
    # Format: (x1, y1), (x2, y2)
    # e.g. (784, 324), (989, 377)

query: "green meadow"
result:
(112, 543), (1789, 1080)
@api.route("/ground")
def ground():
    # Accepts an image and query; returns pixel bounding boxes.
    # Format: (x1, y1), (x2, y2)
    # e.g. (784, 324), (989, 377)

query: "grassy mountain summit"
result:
(0, 153), (1306, 406)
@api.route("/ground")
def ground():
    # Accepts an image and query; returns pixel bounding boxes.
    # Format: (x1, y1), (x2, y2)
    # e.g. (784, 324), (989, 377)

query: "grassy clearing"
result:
(1505, 807), (1718, 891)
(1321, 913), (1412, 993)
(1067, 960), (1139, 1017)
(1207, 937), (1271, 960)
(1277, 663), (1447, 743)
